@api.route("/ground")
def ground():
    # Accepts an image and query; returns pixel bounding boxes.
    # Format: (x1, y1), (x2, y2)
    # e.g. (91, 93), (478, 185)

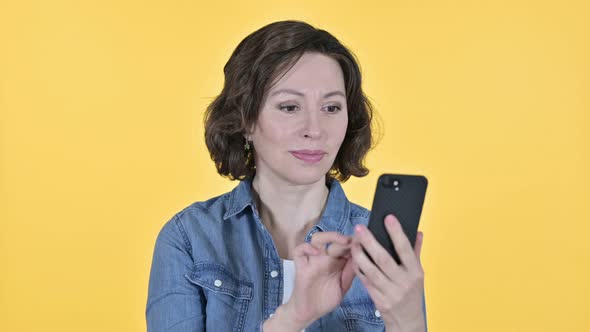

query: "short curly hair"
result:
(204, 20), (374, 182)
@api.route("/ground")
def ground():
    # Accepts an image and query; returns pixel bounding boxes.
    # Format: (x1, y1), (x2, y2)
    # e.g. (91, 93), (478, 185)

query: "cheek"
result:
(330, 116), (349, 145)
(253, 115), (293, 147)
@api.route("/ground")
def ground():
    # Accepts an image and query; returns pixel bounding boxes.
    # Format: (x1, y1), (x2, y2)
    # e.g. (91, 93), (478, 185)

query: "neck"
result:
(251, 173), (329, 257)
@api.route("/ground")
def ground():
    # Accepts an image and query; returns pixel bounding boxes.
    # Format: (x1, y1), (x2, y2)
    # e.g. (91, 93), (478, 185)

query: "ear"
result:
(244, 125), (256, 140)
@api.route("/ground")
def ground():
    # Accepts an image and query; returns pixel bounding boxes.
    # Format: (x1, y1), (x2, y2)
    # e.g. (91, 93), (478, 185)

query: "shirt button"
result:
(375, 310), (381, 318)
(214, 279), (222, 287)
(270, 270), (278, 278)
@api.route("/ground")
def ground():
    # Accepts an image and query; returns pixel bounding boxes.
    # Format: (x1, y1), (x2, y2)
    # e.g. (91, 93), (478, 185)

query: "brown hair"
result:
(204, 20), (375, 182)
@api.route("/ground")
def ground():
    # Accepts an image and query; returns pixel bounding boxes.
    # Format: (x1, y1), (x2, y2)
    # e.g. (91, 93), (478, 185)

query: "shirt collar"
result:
(223, 176), (350, 233)
(223, 177), (257, 220)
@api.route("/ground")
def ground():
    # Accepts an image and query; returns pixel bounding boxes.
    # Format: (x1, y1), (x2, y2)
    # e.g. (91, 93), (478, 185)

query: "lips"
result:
(289, 150), (327, 163)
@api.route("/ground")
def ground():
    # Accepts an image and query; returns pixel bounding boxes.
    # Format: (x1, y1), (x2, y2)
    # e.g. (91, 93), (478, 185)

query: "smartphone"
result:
(366, 173), (428, 265)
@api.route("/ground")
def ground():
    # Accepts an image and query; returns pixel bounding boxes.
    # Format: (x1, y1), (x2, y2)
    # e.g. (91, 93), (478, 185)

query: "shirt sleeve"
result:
(146, 215), (206, 331)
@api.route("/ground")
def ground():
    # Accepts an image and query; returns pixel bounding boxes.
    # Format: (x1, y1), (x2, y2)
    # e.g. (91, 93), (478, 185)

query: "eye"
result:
(323, 105), (341, 113)
(279, 105), (298, 113)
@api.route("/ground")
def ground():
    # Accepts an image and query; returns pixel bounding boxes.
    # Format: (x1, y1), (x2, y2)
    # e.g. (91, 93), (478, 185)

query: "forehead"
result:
(268, 52), (346, 96)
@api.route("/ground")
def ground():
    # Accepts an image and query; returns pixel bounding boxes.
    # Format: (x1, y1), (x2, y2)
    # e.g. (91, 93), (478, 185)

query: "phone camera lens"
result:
(381, 177), (401, 189)
(391, 179), (400, 191)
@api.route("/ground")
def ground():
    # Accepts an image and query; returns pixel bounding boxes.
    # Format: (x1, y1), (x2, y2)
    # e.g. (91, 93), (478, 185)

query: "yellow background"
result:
(1, 0), (588, 331)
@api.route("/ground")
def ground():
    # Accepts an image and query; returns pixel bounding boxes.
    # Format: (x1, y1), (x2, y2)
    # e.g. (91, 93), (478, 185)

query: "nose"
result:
(301, 109), (322, 139)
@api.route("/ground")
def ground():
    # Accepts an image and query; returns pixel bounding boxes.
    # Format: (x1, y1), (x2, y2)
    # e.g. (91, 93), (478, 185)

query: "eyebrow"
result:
(269, 89), (346, 99)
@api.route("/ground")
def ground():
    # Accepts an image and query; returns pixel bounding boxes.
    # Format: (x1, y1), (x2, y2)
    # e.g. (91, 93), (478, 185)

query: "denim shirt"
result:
(146, 177), (427, 331)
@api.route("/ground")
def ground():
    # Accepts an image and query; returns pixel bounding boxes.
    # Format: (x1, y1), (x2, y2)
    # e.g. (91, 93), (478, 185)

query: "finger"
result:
(384, 214), (419, 271)
(354, 223), (403, 278)
(350, 242), (403, 290)
(293, 242), (320, 265)
(310, 232), (351, 256)
(325, 242), (351, 258)
(353, 263), (389, 306)
(414, 231), (424, 262)
(310, 232), (352, 248)
(340, 257), (356, 292)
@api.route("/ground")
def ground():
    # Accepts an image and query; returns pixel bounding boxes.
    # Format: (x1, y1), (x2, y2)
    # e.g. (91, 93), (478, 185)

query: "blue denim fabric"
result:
(146, 177), (427, 331)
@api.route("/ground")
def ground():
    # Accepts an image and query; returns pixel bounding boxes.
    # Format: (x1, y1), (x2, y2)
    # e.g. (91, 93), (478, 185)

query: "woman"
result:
(146, 20), (427, 332)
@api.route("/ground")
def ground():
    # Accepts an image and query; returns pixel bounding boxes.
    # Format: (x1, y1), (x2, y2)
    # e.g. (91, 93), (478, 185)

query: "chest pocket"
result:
(185, 262), (253, 332)
(339, 298), (385, 331)
(338, 279), (385, 332)
(341, 298), (384, 322)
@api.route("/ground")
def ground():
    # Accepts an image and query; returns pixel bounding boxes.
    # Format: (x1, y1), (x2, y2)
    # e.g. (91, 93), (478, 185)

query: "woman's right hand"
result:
(263, 232), (355, 331)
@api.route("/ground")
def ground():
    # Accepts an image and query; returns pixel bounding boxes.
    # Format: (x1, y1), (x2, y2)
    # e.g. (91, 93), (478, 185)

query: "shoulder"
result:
(349, 201), (370, 220)
(155, 190), (233, 245)
(347, 201), (371, 231)
(176, 191), (231, 223)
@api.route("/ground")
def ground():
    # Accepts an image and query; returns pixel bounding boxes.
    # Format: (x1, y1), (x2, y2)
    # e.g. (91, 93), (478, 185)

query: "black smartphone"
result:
(366, 173), (428, 265)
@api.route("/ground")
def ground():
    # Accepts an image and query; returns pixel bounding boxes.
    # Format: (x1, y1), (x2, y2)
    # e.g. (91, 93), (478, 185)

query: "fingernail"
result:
(355, 225), (365, 234)
(385, 215), (397, 226)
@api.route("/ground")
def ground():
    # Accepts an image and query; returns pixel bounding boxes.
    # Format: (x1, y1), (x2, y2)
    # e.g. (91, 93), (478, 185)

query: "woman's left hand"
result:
(350, 214), (426, 332)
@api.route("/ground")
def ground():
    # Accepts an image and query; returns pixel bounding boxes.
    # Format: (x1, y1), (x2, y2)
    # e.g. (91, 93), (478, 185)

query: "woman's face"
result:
(249, 52), (348, 185)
